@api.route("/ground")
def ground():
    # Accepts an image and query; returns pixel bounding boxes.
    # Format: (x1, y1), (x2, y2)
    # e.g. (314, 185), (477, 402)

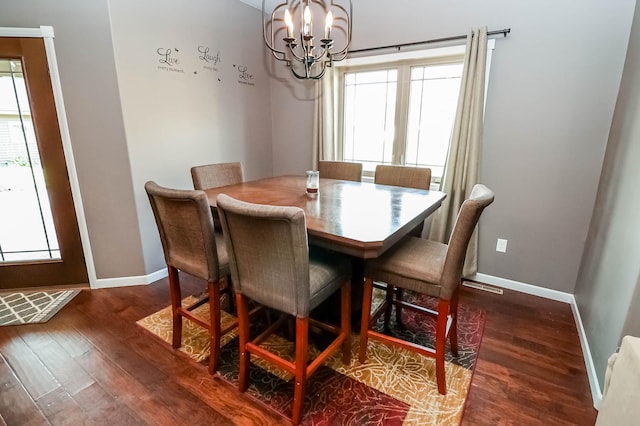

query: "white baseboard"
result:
(92, 268), (167, 289)
(569, 295), (603, 409)
(468, 273), (574, 303)
(469, 272), (602, 408)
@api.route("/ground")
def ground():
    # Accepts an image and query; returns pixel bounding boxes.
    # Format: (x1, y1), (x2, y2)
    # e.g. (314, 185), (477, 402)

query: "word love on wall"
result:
(233, 64), (255, 86)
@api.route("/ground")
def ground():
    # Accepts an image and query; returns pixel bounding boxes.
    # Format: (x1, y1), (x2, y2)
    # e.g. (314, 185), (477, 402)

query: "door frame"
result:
(0, 26), (97, 288)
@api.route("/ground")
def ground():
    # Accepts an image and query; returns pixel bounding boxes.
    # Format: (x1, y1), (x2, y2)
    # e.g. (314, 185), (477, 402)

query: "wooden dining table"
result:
(204, 175), (446, 260)
(205, 175), (446, 322)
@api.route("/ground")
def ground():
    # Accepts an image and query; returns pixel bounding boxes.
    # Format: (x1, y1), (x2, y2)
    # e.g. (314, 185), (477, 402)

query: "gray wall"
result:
(108, 0), (274, 274)
(0, 0), (146, 279)
(1, 0), (273, 280)
(269, 0), (635, 293)
(575, 1), (640, 389)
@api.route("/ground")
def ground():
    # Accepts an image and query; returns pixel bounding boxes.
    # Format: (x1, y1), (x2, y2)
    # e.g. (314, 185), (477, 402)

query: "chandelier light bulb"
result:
(284, 9), (294, 38)
(303, 5), (312, 36)
(325, 10), (333, 39)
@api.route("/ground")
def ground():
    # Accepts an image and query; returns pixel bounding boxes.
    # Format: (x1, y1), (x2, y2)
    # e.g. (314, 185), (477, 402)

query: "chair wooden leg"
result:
(383, 283), (393, 329)
(236, 293), (251, 393)
(395, 288), (404, 326)
(168, 266), (182, 349)
(450, 289), (460, 357)
(359, 277), (374, 363)
(208, 280), (221, 375)
(292, 317), (309, 425)
(341, 280), (352, 365)
(436, 299), (449, 395)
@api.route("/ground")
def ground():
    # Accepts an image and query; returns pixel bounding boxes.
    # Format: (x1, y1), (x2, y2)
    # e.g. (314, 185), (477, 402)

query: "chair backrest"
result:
(374, 165), (432, 190)
(441, 184), (495, 298)
(318, 161), (362, 182)
(191, 162), (244, 190)
(145, 181), (221, 281)
(216, 194), (311, 316)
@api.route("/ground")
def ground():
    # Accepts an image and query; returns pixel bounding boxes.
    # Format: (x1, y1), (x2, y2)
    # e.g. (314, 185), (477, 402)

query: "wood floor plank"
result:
(42, 316), (93, 358)
(71, 382), (145, 425)
(20, 329), (94, 396)
(0, 354), (49, 426)
(35, 387), (89, 425)
(0, 327), (60, 401)
(73, 345), (186, 425)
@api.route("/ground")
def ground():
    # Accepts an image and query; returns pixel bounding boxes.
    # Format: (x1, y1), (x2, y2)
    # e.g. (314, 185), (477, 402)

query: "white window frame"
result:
(334, 40), (495, 183)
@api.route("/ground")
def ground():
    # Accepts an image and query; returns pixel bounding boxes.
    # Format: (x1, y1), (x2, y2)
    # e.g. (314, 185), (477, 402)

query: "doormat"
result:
(137, 291), (485, 425)
(0, 289), (81, 326)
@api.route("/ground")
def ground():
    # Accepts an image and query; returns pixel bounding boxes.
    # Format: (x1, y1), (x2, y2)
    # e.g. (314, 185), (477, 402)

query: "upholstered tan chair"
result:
(374, 165), (431, 190)
(359, 184), (494, 395)
(191, 162), (244, 229)
(191, 162), (244, 190)
(318, 160), (362, 182)
(217, 194), (351, 425)
(145, 181), (237, 375)
(375, 165), (432, 236)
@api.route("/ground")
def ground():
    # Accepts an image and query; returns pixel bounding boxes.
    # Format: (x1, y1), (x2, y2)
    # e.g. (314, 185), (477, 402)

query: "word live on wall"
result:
(155, 45), (255, 86)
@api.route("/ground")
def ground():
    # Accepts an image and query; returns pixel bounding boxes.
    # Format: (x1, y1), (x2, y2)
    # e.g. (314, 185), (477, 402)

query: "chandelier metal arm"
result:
(324, 1), (352, 56)
(262, 2), (288, 57)
(290, 60), (327, 80)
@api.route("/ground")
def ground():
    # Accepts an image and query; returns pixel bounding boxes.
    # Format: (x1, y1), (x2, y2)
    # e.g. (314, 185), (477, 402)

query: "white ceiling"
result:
(236, 0), (280, 12)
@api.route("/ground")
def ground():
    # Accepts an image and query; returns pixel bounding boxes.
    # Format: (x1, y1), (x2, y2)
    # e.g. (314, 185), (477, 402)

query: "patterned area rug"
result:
(137, 291), (485, 425)
(0, 289), (81, 326)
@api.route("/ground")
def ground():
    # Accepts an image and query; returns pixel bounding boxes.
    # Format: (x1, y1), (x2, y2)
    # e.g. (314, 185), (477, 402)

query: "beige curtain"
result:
(428, 26), (488, 277)
(312, 66), (338, 169)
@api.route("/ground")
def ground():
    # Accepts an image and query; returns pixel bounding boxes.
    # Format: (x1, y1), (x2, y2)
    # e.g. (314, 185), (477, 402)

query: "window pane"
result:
(417, 63), (463, 80)
(343, 69), (397, 172)
(353, 69), (397, 85)
(405, 63), (463, 179)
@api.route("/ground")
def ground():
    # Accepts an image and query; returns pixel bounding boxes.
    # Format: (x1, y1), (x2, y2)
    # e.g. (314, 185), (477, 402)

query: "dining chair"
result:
(374, 165), (431, 190)
(145, 181), (237, 375)
(191, 162), (244, 190)
(217, 193), (351, 425)
(358, 184), (494, 395)
(375, 165), (432, 236)
(318, 160), (362, 182)
(191, 162), (244, 229)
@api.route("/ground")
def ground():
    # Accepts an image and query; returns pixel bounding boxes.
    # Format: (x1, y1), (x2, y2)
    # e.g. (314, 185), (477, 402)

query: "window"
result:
(336, 48), (465, 183)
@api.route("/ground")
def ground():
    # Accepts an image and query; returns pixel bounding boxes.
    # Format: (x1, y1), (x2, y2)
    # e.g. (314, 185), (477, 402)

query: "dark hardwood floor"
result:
(0, 276), (597, 425)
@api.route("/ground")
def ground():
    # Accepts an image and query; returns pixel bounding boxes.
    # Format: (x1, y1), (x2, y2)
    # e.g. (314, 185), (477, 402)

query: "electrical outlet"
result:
(496, 238), (508, 253)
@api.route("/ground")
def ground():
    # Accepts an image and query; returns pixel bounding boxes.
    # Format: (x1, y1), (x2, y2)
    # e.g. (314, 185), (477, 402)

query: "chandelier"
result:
(262, 0), (352, 80)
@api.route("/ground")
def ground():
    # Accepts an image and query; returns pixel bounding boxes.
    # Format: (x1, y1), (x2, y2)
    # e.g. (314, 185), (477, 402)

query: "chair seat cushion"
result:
(308, 247), (351, 314)
(365, 237), (447, 298)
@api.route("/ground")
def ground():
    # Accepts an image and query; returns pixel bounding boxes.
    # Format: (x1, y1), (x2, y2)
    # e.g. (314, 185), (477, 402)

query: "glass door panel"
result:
(0, 59), (61, 262)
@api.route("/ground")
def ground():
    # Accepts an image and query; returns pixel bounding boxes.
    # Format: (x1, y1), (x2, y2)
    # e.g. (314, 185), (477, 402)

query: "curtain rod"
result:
(348, 28), (511, 55)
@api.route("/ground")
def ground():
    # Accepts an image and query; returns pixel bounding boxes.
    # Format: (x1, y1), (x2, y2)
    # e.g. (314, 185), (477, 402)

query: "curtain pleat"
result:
(428, 26), (488, 277)
(312, 66), (338, 169)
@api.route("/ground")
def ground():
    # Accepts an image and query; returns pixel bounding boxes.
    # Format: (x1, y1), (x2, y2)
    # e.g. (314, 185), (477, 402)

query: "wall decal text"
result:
(157, 48), (184, 73)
